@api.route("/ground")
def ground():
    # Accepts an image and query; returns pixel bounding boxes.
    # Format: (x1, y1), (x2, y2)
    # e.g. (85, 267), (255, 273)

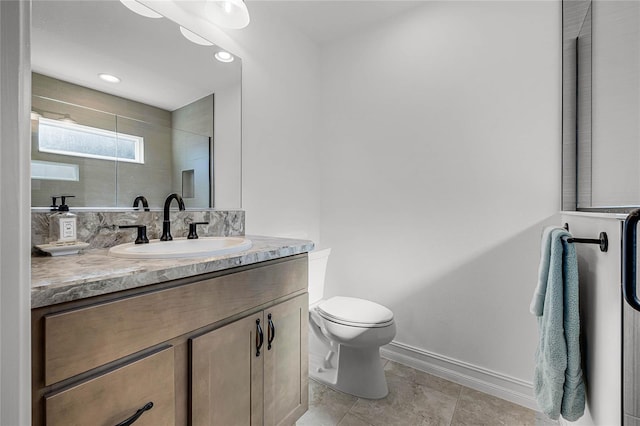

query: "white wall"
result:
(232, 4), (321, 242)
(318, 0), (561, 400)
(0, 1), (32, 424)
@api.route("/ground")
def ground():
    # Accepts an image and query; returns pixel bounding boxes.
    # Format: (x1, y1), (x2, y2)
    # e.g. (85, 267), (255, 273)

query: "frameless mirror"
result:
(30, 0), (242, 210)
(569, 0), (640, 210)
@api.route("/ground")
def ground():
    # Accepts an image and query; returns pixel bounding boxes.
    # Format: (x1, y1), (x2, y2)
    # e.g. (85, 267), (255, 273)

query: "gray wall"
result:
(563, 0), (592, 211)
(564, 0), (640, 209)
(213, 81), (242, 209)
(591, 1), (640, 207)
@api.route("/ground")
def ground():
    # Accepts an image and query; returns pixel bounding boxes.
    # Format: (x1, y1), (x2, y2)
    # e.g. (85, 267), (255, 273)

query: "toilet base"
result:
(309, 340), (389, 399)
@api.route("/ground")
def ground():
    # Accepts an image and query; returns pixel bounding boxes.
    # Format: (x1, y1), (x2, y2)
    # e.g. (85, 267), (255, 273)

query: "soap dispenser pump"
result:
(49, 195), (77, 244)
(58, 195), (73, 212)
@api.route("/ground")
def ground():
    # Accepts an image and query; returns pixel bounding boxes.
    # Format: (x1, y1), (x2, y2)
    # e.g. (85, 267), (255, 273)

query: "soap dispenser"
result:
(49, 195), (77, 244)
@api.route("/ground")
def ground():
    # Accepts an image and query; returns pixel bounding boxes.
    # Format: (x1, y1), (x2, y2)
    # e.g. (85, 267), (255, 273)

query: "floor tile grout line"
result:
(448, 383), (464, 426)
(345, 407), (375, 426)
(383, 365), (463, 404)
(385, 360), (464, 426)
(335, 410), (349, 426)
(338, 395), (362, 425)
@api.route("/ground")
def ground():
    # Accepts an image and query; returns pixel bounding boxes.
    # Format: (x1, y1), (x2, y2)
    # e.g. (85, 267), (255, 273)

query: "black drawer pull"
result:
(115, 401), (153, 426)
(256, 319), (264, 357)
(267, 313), (275, 350)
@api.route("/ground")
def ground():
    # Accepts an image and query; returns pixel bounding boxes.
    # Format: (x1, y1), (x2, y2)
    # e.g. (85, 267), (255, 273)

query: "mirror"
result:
(30, 0), (242, 210)
(567, 0), (640, 210)
(576, 3), (592, 208)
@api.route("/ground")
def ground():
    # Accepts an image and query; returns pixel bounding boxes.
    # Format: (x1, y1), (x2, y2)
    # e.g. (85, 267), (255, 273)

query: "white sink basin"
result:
(108, 237), (252, 259)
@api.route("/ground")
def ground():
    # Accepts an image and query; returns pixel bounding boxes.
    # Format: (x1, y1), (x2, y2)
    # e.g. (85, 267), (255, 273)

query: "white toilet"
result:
(308, 248), (396, 399)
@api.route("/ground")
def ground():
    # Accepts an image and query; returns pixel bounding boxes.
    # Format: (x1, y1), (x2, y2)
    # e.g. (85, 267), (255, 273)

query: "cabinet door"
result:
(45, 347), (175, 426)
(264, 294), (309, 426)
(191, 313), (264, 426)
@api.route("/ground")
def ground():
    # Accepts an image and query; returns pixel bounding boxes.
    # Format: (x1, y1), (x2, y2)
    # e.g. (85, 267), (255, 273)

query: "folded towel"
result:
(532, 227), (585, 421)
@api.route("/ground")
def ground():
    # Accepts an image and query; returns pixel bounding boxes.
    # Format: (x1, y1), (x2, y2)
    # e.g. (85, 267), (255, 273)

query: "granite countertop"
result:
(31, 235), (314, 309)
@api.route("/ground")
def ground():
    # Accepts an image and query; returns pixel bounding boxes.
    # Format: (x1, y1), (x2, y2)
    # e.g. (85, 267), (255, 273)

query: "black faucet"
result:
(133, 195), (149, 211)
(160, 193), (185, 241)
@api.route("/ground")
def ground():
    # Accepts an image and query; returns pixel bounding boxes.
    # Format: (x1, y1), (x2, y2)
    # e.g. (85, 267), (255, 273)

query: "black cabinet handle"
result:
(256, 319), (264, 357)
(114, 402), (153, 426)
(267, 313), (275, 350)
(623, 209), (640, 312)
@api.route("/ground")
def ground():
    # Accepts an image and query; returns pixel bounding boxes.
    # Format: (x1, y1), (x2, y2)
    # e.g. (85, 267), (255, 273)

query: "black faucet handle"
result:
(53, 194), (75, 212)
(187, 222), (209, 239)
(119, 225), (149, 244)
(133, 195), (150, 212)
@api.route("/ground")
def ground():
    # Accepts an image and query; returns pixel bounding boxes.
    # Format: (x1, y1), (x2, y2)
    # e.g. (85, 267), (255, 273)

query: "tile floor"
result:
(297, 359), (558, 426)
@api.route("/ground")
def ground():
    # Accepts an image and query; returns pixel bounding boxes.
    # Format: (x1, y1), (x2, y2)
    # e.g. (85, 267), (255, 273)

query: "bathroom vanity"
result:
(31, 236), (312, 426)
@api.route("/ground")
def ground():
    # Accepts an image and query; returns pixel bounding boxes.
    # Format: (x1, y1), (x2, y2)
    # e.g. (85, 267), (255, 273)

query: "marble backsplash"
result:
(32, 210), (244, 253)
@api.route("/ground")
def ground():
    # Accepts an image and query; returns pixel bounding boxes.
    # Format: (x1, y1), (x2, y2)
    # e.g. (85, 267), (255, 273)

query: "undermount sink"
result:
(108, 237), (252, 259)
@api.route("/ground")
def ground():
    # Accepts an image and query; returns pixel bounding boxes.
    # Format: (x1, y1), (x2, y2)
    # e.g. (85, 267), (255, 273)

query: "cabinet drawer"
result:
(45, 347), (175, 426)
(43, 256), (307, 385)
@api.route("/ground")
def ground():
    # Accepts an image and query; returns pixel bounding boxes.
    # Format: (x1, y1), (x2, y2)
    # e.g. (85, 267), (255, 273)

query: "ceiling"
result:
(31, 1), (241, 111)
(250, 1), (425, 44)
(31, 1), (423, 110)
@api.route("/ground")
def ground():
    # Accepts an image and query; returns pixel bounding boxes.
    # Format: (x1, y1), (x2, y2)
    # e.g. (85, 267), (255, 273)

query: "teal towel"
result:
(530, 227), (555, 316)
(531, 227), (585, 421)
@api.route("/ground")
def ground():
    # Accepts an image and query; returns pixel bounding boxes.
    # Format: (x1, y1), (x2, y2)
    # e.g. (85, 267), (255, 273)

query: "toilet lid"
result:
(316, 296), (394, 327)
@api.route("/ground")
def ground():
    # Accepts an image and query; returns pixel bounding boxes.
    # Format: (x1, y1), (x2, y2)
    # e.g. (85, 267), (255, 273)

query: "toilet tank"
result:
(308, 248), (331, 305)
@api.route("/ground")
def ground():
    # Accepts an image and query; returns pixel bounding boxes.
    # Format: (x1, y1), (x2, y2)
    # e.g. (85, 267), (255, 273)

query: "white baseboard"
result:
(380, 341), (538, 411)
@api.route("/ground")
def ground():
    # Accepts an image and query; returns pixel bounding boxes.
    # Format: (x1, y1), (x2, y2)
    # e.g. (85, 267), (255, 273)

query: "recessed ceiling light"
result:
(119, 0), (163, 19)
(179, 26), (214, 46)
(98, 73), (121, 83)
(215, 51), (234, 63)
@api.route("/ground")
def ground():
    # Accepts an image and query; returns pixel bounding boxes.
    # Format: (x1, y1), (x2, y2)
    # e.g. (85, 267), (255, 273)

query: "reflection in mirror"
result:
(31, 0), (242, 209)
(576, 3), (591, 209)
(31, 93), (118, 207)
(573, 1), (640, 209)
(31, 78), (212, 209)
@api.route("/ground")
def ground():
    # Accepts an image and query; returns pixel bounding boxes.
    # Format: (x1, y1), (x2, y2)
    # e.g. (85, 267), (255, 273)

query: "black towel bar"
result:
(563, 223), (608, 252)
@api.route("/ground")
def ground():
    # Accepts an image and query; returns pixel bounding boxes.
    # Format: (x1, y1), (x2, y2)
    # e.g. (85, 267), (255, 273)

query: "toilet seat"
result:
(316, 296), (394, 328)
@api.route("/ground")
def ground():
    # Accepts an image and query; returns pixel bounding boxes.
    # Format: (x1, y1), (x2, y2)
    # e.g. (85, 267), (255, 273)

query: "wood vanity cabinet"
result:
(32, 254), (309, 426)
(45, 347), (176, 426)
(191, 295), (308, 426)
